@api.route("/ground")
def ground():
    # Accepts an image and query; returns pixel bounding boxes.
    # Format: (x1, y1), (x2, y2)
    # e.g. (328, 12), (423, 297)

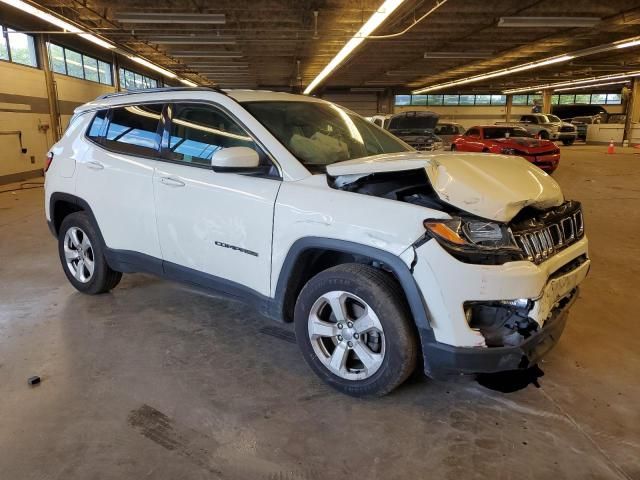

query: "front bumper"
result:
(410, 236), (589, 377)
(422, 290), (575, 377)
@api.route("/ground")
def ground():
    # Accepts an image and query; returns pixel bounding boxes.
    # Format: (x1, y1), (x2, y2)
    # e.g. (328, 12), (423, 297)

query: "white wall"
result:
(0, 59), (115, 181)
(0, 61), (51, 178)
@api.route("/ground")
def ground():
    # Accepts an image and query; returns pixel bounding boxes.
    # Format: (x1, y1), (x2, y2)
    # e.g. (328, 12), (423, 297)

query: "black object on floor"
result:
(476, 365), (544, 393)
(27, 375), (41, 386)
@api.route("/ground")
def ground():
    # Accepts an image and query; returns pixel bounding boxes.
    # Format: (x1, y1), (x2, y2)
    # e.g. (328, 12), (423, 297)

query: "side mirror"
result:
(211, 146), (259, 173)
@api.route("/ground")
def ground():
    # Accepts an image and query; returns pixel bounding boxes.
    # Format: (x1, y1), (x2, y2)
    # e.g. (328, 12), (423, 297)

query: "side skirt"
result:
(104, 248), (279, 319)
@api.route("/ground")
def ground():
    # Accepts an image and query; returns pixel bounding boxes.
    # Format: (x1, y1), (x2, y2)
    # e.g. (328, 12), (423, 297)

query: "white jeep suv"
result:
(45, 87), (590, 397)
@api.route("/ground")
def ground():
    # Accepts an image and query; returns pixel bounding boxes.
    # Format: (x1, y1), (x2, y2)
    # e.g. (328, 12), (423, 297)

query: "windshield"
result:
(387, 115), (436, 132)
(545, 115), (562, 123)
(242, 101), (411, 171)
(483, 127), (532, 139)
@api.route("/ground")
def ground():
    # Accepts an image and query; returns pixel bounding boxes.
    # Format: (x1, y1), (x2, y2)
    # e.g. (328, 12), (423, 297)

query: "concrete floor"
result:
(1, 145), (639, 479)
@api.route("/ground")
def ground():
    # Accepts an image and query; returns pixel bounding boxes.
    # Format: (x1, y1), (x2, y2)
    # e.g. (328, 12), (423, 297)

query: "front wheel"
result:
(562, 139), (575, 146)
(450, 144), (456, 151)
(538, 130), (550, 140)
(294, 264), (417, 397)
(58, 212), (122, 294)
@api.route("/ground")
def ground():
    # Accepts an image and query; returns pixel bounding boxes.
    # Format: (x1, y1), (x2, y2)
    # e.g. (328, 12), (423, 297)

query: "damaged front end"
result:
(325, 157), (589, 377)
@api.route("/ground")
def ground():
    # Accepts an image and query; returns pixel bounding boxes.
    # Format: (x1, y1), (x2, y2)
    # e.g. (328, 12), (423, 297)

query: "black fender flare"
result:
(273, 237), (433, 333)
(49, 193), (104, 243)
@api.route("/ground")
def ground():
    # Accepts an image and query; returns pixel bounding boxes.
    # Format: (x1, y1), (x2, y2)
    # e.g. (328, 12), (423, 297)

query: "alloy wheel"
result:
(308, 290), (386, 381)
(63, 226), (95, 283)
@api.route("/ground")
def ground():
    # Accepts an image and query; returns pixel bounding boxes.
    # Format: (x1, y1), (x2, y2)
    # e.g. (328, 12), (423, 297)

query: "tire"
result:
(58, 212), (122, 294)
(294, 263), (417, 397)
(538, 131), (549, 140)
(562, 139), (574, 146)
(450, 144), (456, 151)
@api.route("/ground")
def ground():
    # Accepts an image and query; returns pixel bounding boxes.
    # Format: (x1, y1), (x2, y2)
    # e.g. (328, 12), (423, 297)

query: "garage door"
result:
(321, 92), (379, 116)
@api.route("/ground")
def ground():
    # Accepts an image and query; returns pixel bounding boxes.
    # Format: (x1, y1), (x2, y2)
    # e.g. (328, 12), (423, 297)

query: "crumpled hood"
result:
(326, 152), (564, 222)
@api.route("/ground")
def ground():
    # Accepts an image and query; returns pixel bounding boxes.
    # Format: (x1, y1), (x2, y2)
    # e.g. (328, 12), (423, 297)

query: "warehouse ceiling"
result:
(10, 0), (640, 92)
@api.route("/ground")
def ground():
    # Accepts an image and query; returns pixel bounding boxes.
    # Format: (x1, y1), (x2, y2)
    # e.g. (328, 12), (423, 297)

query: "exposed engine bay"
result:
(328, 168), (460, 214)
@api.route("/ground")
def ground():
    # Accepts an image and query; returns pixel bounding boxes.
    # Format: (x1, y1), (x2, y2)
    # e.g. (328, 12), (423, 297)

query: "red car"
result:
(452, 125), (560, 173)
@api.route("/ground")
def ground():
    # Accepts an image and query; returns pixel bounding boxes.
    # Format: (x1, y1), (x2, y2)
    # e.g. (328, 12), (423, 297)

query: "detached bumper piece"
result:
(423, 289), (577, 378)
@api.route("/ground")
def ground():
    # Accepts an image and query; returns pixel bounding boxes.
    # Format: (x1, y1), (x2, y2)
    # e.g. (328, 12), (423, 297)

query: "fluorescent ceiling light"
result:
(0, 0), (81, 32)
(498, 17), (600, 28)
(180, 78), (198, 87)
(413, 55), (573, 93)
(129, 55), (177, 78)
(424, 51), (492, 59)
(555, 80), (629, 92)
(615, 38), (640, 49)
(169, 52), (243, 57)
(115, 12), (225, 24)
(304, 0), (407, 95)
(189, 65), (248, 69)
(0, 0), (115, 49)
(143, 36), (236, 45)
(503, 70), (640, 94)
(78, 33), (115, 49)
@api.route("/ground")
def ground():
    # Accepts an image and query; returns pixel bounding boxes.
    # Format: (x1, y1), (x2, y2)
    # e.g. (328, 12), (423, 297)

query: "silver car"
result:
(434, 122), (466, 149)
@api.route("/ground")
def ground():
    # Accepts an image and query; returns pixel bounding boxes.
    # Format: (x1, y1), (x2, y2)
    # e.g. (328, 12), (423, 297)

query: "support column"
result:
(542, 89), (552, 114)
(36, 35), (61, 143)
(623, 79), (640, 145)
(112, 51), (121, 92)
(505, 94), (513, 122)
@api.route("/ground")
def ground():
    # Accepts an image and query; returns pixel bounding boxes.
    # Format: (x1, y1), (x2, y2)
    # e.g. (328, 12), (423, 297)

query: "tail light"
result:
(44, 152), (54, 172)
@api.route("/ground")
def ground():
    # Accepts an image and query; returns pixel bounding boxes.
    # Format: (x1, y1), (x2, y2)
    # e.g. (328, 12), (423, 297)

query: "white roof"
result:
(75, 88), (326, 113)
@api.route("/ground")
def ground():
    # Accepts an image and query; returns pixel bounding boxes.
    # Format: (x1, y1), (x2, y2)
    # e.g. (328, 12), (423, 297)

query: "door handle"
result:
(160, 176), (186, 187)
(86, 161), (104, 170)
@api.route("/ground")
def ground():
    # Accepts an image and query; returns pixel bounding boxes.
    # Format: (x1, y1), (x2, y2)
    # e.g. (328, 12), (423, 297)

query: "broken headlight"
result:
(423, 218), (525, 265)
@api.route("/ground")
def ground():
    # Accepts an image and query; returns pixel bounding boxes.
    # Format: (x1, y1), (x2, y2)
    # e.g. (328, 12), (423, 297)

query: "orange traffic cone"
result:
(607, 139), (615, 154)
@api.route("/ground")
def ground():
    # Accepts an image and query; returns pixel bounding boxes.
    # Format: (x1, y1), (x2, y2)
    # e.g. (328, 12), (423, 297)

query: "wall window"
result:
(0, 25), (37, 67)
(394, 91), (623, 107)
(443, 94), (459, 105)
(118, 67), (159, 90)
(47, 42), (112, 85)
(459, 94), (475, 105)
(512, 95), (528, 105)
(606, 93), (621, 104)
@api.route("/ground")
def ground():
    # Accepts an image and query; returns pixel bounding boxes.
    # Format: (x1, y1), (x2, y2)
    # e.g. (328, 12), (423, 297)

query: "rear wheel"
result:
(562, 138), (574, 146)
(450, 144), (456, 151)
(294, 264), (417, 397)
(538, 130), (549, 140)
(58, 212), (122, 294)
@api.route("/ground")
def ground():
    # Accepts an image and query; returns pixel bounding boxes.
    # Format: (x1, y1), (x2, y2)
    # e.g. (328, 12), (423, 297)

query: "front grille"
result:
(412, 143), (434, 151)
(559, 126), (575, 133)
(511, 202), (584, 264)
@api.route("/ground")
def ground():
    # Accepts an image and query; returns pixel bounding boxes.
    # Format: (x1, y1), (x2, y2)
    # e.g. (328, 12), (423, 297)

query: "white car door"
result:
(76, 104), (164, 260)
(153, 102), (281, 297)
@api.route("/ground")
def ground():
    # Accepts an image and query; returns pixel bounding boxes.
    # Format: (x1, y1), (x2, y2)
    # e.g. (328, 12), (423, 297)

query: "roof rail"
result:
(95, 86), (225, 100)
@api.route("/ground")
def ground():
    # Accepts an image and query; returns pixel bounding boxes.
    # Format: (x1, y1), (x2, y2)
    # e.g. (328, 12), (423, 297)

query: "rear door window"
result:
(103, 104), (164, 156)
(87, 110), (108, 140)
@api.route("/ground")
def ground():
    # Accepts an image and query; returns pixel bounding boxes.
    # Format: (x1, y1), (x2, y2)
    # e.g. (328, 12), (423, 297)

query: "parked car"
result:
(570, 115), (603, 141)
(552, 104), (608, 122)
(385, 111), (444, 151)
(369, 114), (391, 129)
(452, 125), (560, 173)
(434, 122), (466, 149)
(497, 113), (577, 145)
(44, 87), (589, 397)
